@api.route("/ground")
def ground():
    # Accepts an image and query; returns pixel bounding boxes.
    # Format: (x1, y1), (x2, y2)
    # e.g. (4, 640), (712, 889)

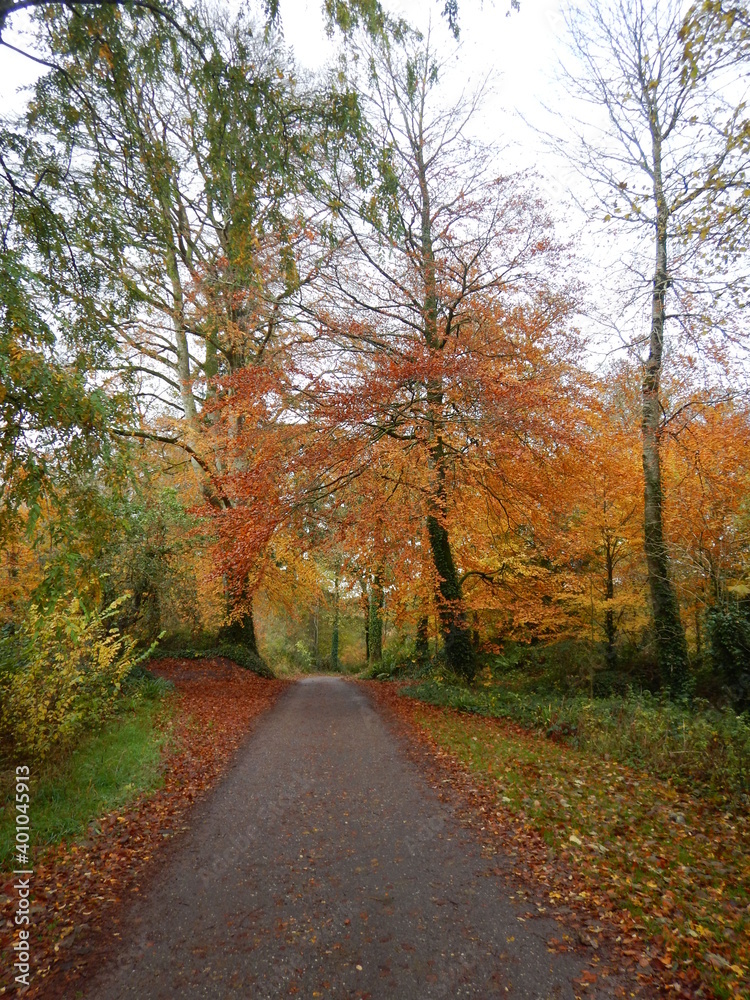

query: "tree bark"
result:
(330, 568), (340, 672)
(643, 109), (689, 695)
(361, 585), (371, 663)
(416, 614), (429, 662)
(218, 580), (261, 657)
(426, 508), (475, 679)
(369, 568), (384, 665)
(312, 598), (321, 669)
(604, 539), (616, 670)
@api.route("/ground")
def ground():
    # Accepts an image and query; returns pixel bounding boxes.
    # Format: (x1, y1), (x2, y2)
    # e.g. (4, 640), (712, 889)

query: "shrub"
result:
(0, 592), (150, 761)
(706, 602), (750, 709)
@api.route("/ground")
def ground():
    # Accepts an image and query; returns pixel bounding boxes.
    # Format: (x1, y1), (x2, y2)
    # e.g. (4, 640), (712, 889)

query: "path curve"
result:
(84, 678), (591, 999)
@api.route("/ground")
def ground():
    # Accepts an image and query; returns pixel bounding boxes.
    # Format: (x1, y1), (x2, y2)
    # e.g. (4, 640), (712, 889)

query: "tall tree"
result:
(559, 0), (750, 693)
(288, 30), (582, 678)
(4, 1), (361, 645)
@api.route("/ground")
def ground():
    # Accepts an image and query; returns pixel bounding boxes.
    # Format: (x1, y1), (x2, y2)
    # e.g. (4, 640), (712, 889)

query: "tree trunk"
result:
(425, 417), (474, 679)
(369, 568), (384, 665)
(416, 614), (430, 662)
(643, 108), (689, 696)
(219, 581), (261, 657)
(361, 585), (371, 663)
(413, 123), (475, 681)
(313, 598), (321, 669)
(426, 510), (475, 679)
(331, 569), (340, 672)
(695, 606), (703, 665)
(604, 540), (616, 670)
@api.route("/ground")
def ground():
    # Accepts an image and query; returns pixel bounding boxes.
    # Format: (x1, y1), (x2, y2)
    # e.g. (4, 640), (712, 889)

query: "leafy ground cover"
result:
(369, 681), (749, 1000)
(0, 657), (287, 999)
(404, 679), (750, 805)
(154, 640), (274, 678)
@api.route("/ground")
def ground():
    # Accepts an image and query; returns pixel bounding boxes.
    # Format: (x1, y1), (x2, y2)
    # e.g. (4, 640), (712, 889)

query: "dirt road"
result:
(84, 677), (599, 999)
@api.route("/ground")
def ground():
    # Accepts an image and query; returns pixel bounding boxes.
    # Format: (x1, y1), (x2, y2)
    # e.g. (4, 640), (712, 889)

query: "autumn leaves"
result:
(2, 2), (748, 689)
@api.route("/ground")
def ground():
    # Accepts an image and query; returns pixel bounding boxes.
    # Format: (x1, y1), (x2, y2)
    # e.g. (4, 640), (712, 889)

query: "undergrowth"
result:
(156, 642), (274, 678)
(398, 699), (749, 1000)
(0, 674), (173, 870)
(402, 680), (750, 805)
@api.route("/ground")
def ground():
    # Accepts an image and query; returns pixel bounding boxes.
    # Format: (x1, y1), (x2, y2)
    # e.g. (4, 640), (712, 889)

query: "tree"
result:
(664, 389), (750, 633)
(287, 29), (583, 678)
(0, 1), (202, 535)
(3, 0), (361, 647)
(559, 0), (750, 694)
(560, 367), (644, 668)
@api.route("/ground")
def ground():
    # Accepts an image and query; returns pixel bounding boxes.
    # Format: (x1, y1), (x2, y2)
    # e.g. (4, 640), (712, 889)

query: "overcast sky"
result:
(0, 0), (567, 161)
(0, 0), (701, 368)
(282, 0), (568, 173)
(0, 0), (583, 269)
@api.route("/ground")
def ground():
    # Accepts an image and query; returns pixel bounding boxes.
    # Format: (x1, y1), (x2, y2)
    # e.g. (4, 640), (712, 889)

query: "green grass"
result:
(402, 680), (750, 804)
(0, 686), (172, 870)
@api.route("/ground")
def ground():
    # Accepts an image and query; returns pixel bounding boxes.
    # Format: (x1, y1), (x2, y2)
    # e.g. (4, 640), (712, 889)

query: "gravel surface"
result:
(84, 677), (598, 1000)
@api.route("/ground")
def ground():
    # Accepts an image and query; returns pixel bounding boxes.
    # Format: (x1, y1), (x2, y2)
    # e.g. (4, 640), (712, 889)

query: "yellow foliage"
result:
(1, 592), (148, 760)
(0, 536), (43, 625)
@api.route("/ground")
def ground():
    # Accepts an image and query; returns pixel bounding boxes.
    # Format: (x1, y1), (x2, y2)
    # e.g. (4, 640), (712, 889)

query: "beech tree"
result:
(559, 0), (750, 694)
(291, 29), (583, 678)
(2, 0), (361, 647)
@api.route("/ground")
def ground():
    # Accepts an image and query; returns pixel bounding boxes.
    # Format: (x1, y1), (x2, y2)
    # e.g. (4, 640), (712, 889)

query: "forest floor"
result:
(368, 681), (748, 1000)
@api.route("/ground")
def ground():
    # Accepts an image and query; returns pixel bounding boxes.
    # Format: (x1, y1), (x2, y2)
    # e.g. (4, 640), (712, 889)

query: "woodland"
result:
(1, 3), (750, 997)
(0, 0), (750, 778)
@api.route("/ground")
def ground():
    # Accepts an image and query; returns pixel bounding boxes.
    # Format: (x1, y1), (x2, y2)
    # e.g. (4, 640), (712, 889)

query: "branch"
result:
(459, 567), (506, 587)
(111, 426), (219, 486)
(661, 391), (743, 432)
(0, 0), (205, 57)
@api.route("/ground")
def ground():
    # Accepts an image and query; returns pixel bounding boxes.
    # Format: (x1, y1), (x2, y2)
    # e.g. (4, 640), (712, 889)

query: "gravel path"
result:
(84, 677), (594, 1000)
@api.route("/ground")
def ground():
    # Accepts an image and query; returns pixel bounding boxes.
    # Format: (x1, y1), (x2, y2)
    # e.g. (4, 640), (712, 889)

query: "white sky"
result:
(0, 0), (583, 282)
(280, 0), (567, 168)
(0, 0), (568, 165)
(0, 0), (731, 372)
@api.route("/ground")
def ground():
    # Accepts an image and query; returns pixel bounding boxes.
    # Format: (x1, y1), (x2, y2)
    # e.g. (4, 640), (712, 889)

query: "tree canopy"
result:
(1, 0), (749, 704)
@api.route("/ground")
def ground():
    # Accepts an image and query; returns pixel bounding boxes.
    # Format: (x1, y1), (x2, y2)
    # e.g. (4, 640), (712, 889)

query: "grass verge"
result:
(397, 689), (749, 1000)
(0, 684), (172, 871)
(403, 680), (750, 805)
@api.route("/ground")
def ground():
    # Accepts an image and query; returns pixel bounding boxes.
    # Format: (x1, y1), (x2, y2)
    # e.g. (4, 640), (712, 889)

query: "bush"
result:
(0, 685), (171, 868)
(485, 639), (662, 698)
(0, 592), (152, 761)
(706, 602), (750, 709)
(362, 647), (435, 681)
(592, 669), (630, 697)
